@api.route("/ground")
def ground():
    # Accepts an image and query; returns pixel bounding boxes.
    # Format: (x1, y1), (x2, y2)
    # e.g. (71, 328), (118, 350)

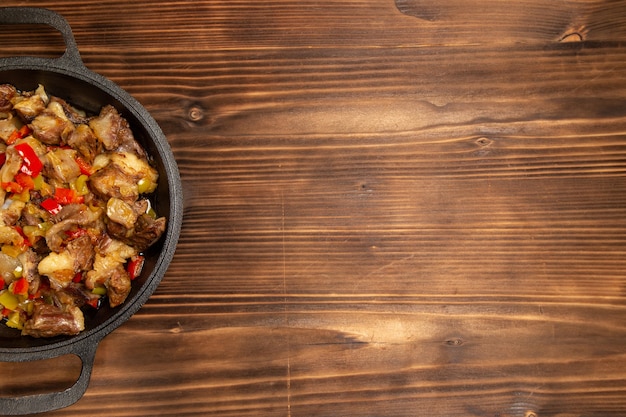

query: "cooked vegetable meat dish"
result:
(0, 84), (166, 337)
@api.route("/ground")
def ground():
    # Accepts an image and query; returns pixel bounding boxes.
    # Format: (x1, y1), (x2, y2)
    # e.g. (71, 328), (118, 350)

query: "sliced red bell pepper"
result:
(126, 255), (145, 280)
(0, 277), (5, 290)
(65, 228), (88, 240)
(6, 125), (31, 145)
(72, 272), (83, 283)
(11, 277), (28, 296)
(86, 297), (101, 309)
(14, 172), (34, 191)
(1, 181), (22, 193)
(0, 153), (6, 166)
(40, 197), (62, 215)
(14, 142), (43, 177)
(54, 187), (84, 205)
(75, 156), (93, 176)
(13, 225), (30, 247)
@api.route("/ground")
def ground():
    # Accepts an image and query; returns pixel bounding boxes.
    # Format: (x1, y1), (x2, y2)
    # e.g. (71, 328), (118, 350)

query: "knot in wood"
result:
(444, 337), (465, 347)
(476, 137), (492, 147)
(559, 24), (587, 43)
(188, 105), (204, 122)
(559, 32), (583, 42)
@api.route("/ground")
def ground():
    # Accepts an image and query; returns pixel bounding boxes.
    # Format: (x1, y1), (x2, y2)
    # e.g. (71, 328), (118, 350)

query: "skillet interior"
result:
(0, 69), (177, 350)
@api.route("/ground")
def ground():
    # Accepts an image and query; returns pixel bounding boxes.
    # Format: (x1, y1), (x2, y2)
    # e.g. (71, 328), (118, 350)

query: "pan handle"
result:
(0, 7), (85, 70)
(0, 340), (99, 415)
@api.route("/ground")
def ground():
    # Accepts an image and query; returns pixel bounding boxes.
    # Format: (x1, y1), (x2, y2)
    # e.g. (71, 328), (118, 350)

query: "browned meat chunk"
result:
(51, 203), (84, 223)
(0, 146), (22, 184)
(0, 84), (17, 112)
(21, 301), (84, 338)
(66, 124), (100, 163)
(89, 105), (128, 150)
(43, 148), (81, 184)
(0, 115), (21, 143)
(19, 202), (49, 227)
(45, 204), (103, 253)
(108, 213), (166, 252)
(106, 198), (142, 229)
(30, 112), (74, 145)
(104, 265), (131, 308)
(0, 199), (25, 226)
(66, 234), (95, 271)
(89, 105), (146, 157)
(12, 94), (46, 122)
(133, 214), (166, 251)
(49, 96), (87, 125)
(89, 162), (140, 202)
(17, 248), (41, 283)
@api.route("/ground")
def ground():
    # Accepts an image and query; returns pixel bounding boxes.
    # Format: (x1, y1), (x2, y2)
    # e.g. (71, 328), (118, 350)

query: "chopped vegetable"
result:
(14, 142), (43, 177)
(2, 245), (22, 258)
(40, 198), (62, 215)
(6, 125), (32, 145)
(71, 174), (89, 195)
(14, 172), (34, 191)
(11, 277), (28, 296)
(91, 286), (107, 295)
(126, 255), (145, 280)
(75, 156), (93, 176)
(5, 310), (23, 329)
(53, 187), (83, 205)
(0, 290), (19, 310)
(1, 181), (22, 193)
(86, 298), (100, 309)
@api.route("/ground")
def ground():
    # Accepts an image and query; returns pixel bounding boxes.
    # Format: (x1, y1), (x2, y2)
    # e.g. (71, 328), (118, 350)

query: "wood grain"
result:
(1, 0), (626, 416)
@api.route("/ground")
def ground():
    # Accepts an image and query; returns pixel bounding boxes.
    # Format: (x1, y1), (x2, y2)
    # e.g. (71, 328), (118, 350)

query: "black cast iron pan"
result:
(0, 7), (183, 415)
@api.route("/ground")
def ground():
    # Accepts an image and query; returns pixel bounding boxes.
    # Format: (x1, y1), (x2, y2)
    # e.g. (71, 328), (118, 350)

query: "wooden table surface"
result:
(2, 0), (626, 416)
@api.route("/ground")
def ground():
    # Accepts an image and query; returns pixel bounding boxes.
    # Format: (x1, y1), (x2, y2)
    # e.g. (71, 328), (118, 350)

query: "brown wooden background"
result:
(2, 0), (626, 416)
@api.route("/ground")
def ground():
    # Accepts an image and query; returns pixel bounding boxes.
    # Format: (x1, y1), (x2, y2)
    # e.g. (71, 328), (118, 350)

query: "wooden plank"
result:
(34, 298), (626, 416)
(8, 0), (626, 51)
